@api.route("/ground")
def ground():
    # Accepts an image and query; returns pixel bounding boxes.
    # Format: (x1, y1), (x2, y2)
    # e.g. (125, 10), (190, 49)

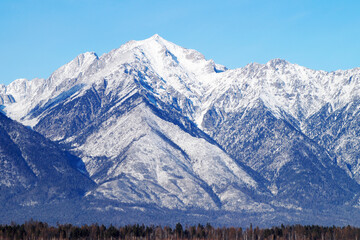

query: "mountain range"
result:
(1, 35), (360, 226)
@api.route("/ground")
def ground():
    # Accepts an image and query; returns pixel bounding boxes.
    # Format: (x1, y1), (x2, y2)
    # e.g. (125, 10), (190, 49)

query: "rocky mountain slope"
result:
(1, 35), (360, 225)
(0, 111), (95, 220)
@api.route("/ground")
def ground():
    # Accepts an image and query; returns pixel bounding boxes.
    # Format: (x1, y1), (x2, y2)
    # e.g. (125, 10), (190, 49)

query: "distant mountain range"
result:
(1, 35), (360, 226)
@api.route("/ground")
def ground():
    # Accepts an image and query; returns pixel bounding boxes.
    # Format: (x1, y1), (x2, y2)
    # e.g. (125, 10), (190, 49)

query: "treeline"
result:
(1, 220), (360, 240)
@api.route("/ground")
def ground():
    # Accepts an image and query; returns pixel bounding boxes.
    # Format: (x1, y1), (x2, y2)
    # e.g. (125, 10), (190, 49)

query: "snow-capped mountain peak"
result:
(2, 35), (360, 225)
(2, 35), (360, 129)
(266, 58), (289, 68)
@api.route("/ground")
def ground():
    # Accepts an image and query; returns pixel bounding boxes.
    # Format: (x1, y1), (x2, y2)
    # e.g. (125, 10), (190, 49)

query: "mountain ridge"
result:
(1, 35), (360, 225)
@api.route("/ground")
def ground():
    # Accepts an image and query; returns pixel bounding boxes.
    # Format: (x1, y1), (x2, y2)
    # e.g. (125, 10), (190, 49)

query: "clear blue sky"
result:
(1, 0), (359, 85)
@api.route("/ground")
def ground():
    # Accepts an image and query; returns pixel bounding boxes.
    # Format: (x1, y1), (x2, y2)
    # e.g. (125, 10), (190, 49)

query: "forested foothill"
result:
(1, 220), (360, 240)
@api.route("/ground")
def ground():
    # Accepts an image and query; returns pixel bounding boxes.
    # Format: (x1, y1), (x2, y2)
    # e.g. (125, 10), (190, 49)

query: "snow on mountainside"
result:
(1, 35), (360, 222)
(0, 35), (274, 212)
(202, 59), (360, 126)
(80, 98), (270, 211)
(2, 35), (359, 128)
(0, 35), (230, 130)
(303, 100), (360, 183)
(0, 112), (95, 208)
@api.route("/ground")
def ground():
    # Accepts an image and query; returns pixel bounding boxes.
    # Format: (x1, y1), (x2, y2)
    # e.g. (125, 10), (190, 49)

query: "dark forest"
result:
(1, 220), (360, 240)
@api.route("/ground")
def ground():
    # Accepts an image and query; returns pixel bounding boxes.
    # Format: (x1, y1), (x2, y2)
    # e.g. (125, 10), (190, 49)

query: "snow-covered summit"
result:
(1, 35), (360, 128)
(2, 35), (360, 222)
(0, 35), (228, 126)
(266, 58), (289, 68)
(205, 57), (360, 125)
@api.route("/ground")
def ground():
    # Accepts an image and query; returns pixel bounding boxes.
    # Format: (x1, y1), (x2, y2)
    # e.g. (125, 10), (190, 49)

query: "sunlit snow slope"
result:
(1, 35), (360, 215)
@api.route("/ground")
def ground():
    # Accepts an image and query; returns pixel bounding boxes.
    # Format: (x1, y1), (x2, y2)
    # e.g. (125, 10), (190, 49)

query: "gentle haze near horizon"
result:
(0, 0), (359, 85)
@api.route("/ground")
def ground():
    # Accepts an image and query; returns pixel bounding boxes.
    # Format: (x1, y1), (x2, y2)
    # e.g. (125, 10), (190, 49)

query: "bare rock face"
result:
(304, 100), (360, 183)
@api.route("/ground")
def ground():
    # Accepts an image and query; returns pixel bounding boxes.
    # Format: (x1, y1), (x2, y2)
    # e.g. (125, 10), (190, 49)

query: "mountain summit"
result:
(1, 35), (360, 225)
